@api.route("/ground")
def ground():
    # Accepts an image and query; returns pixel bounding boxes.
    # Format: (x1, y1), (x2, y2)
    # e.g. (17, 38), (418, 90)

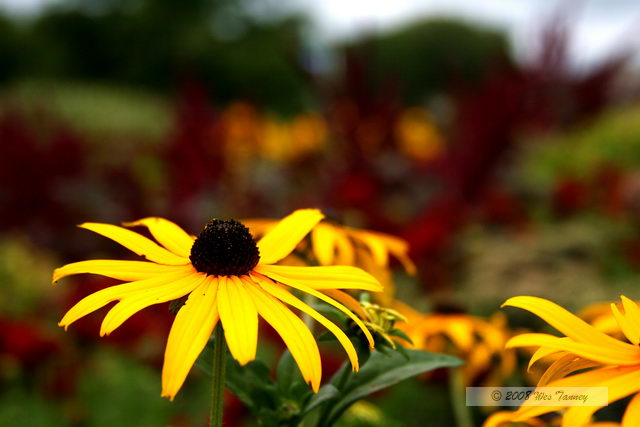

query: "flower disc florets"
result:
(190, 219), (260, 276)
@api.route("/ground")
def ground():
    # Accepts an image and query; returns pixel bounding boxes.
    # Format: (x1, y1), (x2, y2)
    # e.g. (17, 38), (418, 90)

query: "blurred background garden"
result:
(2, 0), (640, 425)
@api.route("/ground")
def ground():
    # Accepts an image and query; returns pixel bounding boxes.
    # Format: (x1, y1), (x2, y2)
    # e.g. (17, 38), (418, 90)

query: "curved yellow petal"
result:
(257, 209), (324, 265)
(255, 276), (360, 371)
(311, 224), (337, 266)
(321, 289), (369, 320)
(611, 302), (640, 345)
(622, 392), (640, 427)
(123, 217), (194, 258)
(528, 344), (565, 371)
(506, 333), (640, 365)
(162, 276), (220, 400)
(79, 223), (189, 265)
(502, 296), (635, 352)
(58, 269), (191, 329)
(537, 353), (599, 386)
(217, 276), (258, 365)
(100, 272), (205, 336)
(513, 366), (638, 421)
(333, 228), (355, 266)
(52, 260), (184, 284)
(352, 230), (389, 267)
(561, 367), (640, 427)
(381, 234), (416, 275)
(257, 264), (382, 292)
(244, 282), (322, 392)
(254, 268), (376, 348)
(621, 296), (640, 340)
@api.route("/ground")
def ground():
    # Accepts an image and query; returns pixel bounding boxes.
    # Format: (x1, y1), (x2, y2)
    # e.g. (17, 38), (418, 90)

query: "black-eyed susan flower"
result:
(499, 295), (640, 426)
(53, 209), (381, 399)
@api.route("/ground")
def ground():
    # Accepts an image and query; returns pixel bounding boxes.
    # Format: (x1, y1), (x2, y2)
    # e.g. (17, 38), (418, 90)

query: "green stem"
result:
(302, 292), (315, 330)
(210, 323), (227, 427)
(449, 366), (472, 427)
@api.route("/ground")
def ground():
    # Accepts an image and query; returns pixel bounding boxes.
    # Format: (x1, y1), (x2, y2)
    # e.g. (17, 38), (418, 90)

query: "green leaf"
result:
(388, 328), (414, 345)
(276, 350), (305, 396)
(302, 385), (339, 416)
(325, 349), (462, 425)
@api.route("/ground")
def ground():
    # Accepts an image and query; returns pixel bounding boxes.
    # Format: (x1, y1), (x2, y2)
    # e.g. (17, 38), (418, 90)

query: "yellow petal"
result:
(52, 260), (184, 284)
(217, 276), (258, 365)
(621, 296), (640, 340)
(502, 296), (635, 352)
(255, 276), (360, 371)
(243, 282), (322, 392)
(561, 367), (640, 427)
(622, 392), (640, 427)
(254, 268), (376, 348)
(562, 405), (598, 427)
(611, 302), (640, 345)
(162, 276), (220, 400)
(537, 353), (599, 386)
(241, 219), (276, 238)
(333, 228), (355, 266)
(443, 318), (474, 351)
(59, 269), (191, 329)
(506, 333), (640, 365)
(257, 264), (382, 292)
(528, 345), (565, 371)
(79, 223), (189, 265)
(100, 272), (205, 336)
(311, 224), (337, 266)
(321, 289), (369, 320)
(383, 235), (416, 275)
(123, 217), (194, 258)
(513, 366), (638, 421)
(352, 230), (389, 267)
(257, 209), (324, 265)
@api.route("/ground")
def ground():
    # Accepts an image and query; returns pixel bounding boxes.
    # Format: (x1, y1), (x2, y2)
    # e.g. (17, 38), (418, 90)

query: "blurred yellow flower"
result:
(244, 219), (415, 291)
(395, 301), (516, 386)
(500, 296), (640, 426)
(53, 209), (381, 399)
(395, 107), (444, 163)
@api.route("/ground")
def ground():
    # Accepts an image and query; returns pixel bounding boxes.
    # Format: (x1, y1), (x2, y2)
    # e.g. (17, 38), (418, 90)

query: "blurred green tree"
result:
(358, 17), (511, 103)
(0, 0), (311, 114)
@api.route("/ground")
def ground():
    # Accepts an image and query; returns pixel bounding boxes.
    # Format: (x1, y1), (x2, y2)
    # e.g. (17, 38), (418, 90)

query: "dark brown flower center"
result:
(189, 219), (260, 276)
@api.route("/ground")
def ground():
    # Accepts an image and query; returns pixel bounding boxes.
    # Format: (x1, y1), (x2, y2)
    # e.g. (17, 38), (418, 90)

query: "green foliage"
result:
(320, 350), (462, 426)
(0, 236), (56, 316)
(78, 350), (173, 427)
(198, 337), (461, 426)
(1, 81), (172, 141)
(0, 0), (312, 114)
(520, 106), (640, 191)
(0, 386), (67, 427)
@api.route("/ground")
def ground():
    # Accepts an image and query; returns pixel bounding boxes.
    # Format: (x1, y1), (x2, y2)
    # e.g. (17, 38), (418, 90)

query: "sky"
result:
(1, 0), (638, 68)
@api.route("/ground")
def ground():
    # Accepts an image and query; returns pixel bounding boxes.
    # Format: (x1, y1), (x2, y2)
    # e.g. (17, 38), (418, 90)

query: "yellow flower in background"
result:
(500, 296), (640, 426)
(53, 209), (381, 399)
(395, 107), (444, 163)
(395, 301), (516, 386)
(243, 218), (415, 299)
